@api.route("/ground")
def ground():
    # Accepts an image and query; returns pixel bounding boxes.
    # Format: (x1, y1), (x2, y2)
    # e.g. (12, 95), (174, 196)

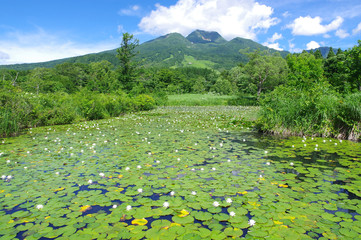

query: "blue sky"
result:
(1, 0), (361, 64)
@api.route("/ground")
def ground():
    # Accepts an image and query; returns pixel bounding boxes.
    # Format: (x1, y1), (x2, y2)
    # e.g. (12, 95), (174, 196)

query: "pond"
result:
(0, 106), (360, 240)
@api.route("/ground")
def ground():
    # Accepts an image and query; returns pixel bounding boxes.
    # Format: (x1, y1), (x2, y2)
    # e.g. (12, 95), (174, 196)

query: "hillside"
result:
(0, 30), (290, 71)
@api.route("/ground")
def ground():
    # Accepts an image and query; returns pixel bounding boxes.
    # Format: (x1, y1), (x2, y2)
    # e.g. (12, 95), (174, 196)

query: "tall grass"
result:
(258, 84), (361, 140)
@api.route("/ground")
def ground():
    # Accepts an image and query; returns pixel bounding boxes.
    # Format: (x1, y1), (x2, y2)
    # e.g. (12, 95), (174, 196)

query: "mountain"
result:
(0, 30), (290, 71)
(186, 30), (226, 44)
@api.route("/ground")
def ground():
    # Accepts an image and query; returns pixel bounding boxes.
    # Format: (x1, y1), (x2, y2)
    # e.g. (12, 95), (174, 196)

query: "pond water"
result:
(0, 106), (360, 240)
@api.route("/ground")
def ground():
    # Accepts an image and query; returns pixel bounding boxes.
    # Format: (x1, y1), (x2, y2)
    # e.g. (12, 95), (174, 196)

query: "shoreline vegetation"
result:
(0, 33), (360, 141)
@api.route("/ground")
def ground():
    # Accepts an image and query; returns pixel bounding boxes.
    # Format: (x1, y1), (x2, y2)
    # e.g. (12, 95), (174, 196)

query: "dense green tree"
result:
(88, 61), (117, 93)
(314, 49), (323, 59)
(242, 50), (288, 98)
(116, 33), (140, 91)
(346, 40), (361, 91)
(324, 51), (350, 93)
(286, 52), (324, 89)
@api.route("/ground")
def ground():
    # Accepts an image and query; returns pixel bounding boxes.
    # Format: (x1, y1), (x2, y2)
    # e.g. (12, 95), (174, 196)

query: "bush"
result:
(134, 94), (156, 111)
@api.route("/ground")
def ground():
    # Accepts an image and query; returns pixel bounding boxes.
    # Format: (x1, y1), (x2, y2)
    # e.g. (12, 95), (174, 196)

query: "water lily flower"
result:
(290, 162), (294, 166)
(55, 172), (59, 175)
(137, 165), (142, 169)
(264, 151), (268, 154)
(6, 160), (10, 164)
(7, 175), (12, 179)
(88, 179), (93, 184)
(137, 188), (143, 193)
(226, 198), (232, 203)
(1, 175), (6, 179)
(99, 173), (105, 177)
(170, 191), (175, 196)
(212, 167), (216, 171)
(191, 191), (197, 195)
(36, 204), (44, 210)
(112, 205), (117, 209)
(248, 219), (256, 226)
(213, 201), (220, 207)
(229, 211), (236, 217)
(125, 167), (130, 171)
(163, 202), (169, 208)
(24, 167), (28, 169)
(126, 205), (132, 211)
(266, 162), (270, 165)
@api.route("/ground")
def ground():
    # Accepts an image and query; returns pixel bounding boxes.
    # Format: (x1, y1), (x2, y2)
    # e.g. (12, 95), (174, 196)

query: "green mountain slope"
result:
(0, 30), (290, 71)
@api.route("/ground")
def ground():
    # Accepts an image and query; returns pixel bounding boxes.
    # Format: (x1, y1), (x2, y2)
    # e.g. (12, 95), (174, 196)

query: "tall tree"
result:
(116, 33), (140, 91)
(327, 47), (335, 59)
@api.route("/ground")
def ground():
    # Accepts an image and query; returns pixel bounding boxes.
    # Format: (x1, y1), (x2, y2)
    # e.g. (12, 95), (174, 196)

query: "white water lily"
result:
(212, 167), (216, 171)
(191, 191), (197, 195)
(170, 191), (175, 196)
(137, 188), (143, 193)
(88, 179), (93, 184)
(125, 167), (130, 171)
(163, 202), (169, 208)
(7, 175), (12, 179)
(126, 205), (132, 211)
(99, 173), (105, 177)
(229, 211), (236, 217)
(248, 219), (256, 226)
(6, 160), (10, 164)
(290, 162), (294, 166)
(266, 162), (270, 165)
(213, 201), (220, 207)
(1, 175), (6, 180)
(55, 172), (59, 175)
(226, 198), (232, 203)
(137, 165), (142, 169)
(112, 205), (117, 209)
(36, 204), (44, 210)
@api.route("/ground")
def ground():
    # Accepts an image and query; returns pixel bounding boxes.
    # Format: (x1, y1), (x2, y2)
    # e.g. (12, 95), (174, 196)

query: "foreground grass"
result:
(166, 94), (237, 106)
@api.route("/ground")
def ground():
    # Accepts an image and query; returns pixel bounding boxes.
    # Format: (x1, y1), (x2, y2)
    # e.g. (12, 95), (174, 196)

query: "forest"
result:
(1, 33), (360, 140)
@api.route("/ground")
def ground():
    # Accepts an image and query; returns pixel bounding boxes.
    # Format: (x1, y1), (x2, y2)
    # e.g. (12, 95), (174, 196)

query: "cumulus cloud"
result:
(288, 16), (343, 36)
(264, 42), (283, 51)
(335, 29), (349, 39)
(353, 22), (361, 35)
(0, 28), (117, 64)
(306, 41), (320, 50)
(263, 33), (283, 51)
(138, 0), (279, 40)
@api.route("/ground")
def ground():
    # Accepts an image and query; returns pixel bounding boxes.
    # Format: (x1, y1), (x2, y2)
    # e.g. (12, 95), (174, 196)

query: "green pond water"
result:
(1, 106), (361, 240)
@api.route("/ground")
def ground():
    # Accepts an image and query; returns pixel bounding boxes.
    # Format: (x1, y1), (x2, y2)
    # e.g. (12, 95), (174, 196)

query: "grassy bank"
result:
(166, 94), (237, 106)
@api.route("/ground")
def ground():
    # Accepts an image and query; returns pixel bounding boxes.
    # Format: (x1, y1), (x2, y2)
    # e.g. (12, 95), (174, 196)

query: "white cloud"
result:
(306, 40), (320, 50)
(353, 22), (361, 35)
(263, 33), (283, 50)
(119, 5), (141, 16)
(267, 33), (282, 43)
(288, 40), (302, 53)
(335, 29), (349, 39)
(264, 42), (283, 51)
(288, 16), (343, 36)
(0, 28), (117, 64)
(138, 0), (279, 40)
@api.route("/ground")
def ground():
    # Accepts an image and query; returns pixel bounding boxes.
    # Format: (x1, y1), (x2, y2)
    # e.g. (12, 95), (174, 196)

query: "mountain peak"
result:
(186, 30), (226, 44)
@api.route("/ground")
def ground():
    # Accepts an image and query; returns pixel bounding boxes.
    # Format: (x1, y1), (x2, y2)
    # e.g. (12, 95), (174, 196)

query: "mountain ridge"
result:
(0, 30), (290, 70)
